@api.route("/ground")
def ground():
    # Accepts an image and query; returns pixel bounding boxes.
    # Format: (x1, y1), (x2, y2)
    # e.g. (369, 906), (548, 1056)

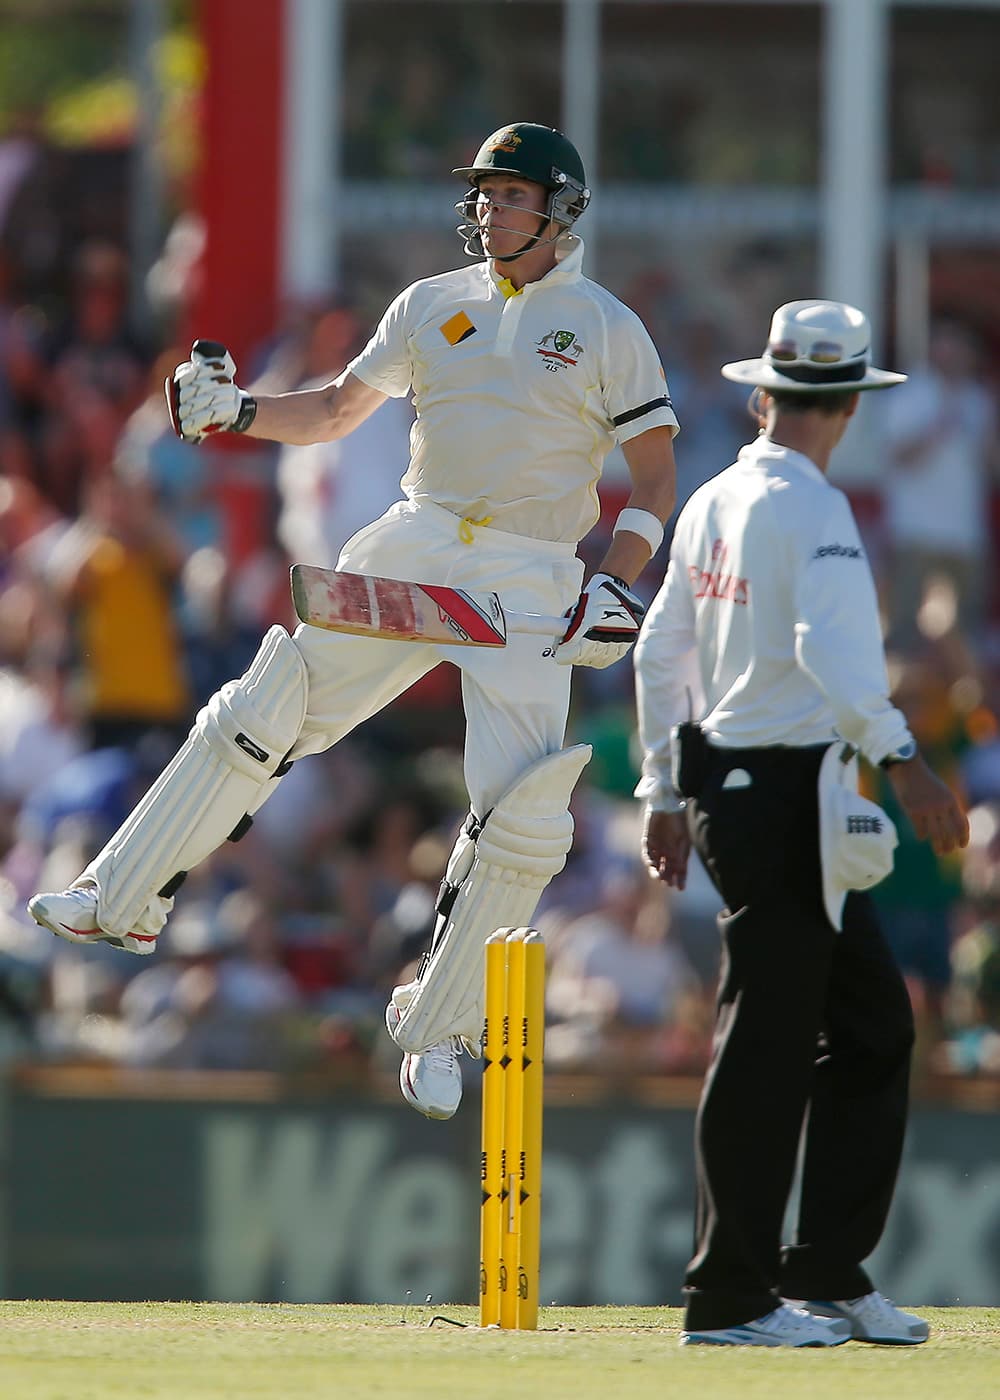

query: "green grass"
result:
(0, 1303), (998, 1400)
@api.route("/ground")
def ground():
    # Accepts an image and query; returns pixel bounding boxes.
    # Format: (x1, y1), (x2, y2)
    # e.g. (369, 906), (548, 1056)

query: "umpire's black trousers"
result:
(682, 742), (915, 1332)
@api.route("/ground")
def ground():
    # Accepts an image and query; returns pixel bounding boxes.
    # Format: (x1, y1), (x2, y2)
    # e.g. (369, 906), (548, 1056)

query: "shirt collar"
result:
(737, 435), (829, 486)
(485, 234), (585, 297)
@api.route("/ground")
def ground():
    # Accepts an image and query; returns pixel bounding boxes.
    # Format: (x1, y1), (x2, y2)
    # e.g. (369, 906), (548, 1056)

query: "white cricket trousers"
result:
(289, 498), (585, 815)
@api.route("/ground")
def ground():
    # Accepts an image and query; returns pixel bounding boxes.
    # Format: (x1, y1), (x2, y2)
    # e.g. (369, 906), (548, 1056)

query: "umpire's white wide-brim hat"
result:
(818, 743), (898, 931)
(721, 300), (907, 394)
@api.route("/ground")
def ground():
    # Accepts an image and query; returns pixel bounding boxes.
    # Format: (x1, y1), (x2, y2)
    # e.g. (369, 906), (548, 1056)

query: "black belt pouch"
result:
(671, 721), (710, 799)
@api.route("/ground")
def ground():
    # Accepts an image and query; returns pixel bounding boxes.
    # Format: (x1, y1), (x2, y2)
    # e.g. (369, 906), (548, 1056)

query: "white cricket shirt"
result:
(634, 437), (913, 809)
(346, 237), (678, 544)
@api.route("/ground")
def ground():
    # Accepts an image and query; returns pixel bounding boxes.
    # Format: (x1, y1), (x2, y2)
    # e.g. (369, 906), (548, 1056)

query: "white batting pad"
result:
(81, 627), (308, 938)
(392, 743), (591, 1053)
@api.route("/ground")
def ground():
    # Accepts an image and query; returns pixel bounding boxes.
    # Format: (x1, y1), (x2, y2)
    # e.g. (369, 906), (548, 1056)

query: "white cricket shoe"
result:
(398, 1039), (464, 1120)
(385, 982), (464, 1120)
(786, 1292), (929, 1344)
(681, 1303), (852, 1347)
(28, 886), (165, 956)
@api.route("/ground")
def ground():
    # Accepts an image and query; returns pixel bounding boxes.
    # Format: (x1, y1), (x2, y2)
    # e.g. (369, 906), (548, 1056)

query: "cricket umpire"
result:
(635, 300), (968, 1347)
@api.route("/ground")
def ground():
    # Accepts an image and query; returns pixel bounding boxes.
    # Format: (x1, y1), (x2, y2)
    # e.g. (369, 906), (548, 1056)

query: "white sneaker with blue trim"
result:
(785, 1292), (929, 1344)
(681, 1303), (852, 1347)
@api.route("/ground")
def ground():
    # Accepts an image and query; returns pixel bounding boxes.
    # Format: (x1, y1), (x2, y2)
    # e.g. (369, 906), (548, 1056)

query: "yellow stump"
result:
(499, 931), (527, 1329)
(479, 926), (545, 1329)
(479, 930), (509, 1326)
(517, 932), (545, 1330)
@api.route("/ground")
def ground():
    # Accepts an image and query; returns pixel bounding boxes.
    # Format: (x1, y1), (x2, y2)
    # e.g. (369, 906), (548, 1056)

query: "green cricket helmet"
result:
(454, 122), (591, 259)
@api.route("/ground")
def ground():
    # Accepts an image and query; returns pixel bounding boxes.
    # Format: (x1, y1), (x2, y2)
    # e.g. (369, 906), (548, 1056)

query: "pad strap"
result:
(84, 627), (307, 937)
(392, 744), (592, 1053)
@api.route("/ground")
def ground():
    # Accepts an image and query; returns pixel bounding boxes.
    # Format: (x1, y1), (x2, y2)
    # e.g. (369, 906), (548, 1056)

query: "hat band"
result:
(770, 359), (868, 385)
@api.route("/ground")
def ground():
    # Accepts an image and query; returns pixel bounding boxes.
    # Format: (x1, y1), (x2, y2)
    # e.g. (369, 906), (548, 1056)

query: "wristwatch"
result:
(879, 738), (918, 769)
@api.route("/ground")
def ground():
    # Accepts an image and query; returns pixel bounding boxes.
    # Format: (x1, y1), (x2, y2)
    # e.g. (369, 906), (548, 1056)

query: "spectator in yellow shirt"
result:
(46, 471), (190, 751)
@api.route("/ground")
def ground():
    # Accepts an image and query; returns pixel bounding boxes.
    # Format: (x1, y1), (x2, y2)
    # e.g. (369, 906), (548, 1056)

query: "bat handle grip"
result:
(192, 339), (230, 361)
(506, 611), (569, 641)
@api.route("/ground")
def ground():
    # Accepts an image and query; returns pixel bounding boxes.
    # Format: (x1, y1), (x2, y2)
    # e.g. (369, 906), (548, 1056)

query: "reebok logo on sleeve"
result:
(813, 543), (862, 559)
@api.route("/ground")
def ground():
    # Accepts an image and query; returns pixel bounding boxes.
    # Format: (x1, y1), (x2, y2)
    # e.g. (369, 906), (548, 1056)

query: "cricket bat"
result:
(290, 565), (568, 647)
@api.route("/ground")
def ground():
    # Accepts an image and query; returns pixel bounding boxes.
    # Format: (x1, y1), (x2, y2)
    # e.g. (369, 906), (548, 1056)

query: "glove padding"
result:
(555, 572), (645, 669)
(165, 339), (257, 444)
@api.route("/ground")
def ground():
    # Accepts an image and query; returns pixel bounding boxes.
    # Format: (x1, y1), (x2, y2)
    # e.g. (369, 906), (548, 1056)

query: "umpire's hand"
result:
(886, 754), (970, 855)
(642, 807), (691, 889)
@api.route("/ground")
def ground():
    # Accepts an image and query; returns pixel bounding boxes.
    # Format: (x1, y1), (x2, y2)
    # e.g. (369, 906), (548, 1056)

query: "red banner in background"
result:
(189, 0), (283, 366)
(188, 0), (285, 566)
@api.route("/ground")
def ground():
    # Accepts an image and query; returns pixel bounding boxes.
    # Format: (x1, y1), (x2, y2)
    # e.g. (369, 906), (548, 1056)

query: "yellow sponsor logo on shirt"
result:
(440, 311), (477, 345)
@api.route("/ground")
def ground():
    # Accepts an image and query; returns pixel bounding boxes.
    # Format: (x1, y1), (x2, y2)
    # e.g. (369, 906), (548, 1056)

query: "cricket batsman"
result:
(30, 122), (678, 1118)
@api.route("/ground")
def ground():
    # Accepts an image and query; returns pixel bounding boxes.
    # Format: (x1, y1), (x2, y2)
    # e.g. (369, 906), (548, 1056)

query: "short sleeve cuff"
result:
(615, 405), (680, 446)
(344, 359), (411, 400)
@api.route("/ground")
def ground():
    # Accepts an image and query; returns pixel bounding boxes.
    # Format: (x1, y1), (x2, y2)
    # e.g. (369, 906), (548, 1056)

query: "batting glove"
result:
(554, 573), (645, 669)
(165, 339), (258, 445)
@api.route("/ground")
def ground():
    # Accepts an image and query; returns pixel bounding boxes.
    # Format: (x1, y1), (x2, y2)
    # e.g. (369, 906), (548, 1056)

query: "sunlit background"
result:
(0, 0), (998, 1308)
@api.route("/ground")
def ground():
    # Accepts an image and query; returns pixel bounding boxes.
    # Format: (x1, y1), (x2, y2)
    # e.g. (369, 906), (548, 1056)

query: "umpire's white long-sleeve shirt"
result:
(634, 437), (913, 809)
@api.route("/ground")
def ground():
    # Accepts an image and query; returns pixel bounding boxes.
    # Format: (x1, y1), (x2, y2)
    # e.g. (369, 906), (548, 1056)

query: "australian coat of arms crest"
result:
(536, 328), (584, 371)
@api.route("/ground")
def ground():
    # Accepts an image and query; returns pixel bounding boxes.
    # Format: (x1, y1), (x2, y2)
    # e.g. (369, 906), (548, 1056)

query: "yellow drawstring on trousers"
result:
(459, 515), (494, 544)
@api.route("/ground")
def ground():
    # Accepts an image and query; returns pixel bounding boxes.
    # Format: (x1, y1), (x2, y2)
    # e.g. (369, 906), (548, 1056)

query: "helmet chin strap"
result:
(457, 189), (571, 262)
(487, 211), (554, 264)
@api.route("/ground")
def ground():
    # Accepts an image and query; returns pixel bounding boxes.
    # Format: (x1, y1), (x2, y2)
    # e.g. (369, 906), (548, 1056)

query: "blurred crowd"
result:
(1, 129), (1000, 1096)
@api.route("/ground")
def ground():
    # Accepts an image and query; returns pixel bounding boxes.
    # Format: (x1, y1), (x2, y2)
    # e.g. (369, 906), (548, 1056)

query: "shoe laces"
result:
(420, 1037), (461, 1072)
(761, 1305), (821, 1336)
(845, 1291), (895, 1323)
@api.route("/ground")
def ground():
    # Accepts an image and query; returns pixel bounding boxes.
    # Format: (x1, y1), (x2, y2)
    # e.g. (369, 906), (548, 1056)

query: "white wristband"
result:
(614, 507), (664, 555)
